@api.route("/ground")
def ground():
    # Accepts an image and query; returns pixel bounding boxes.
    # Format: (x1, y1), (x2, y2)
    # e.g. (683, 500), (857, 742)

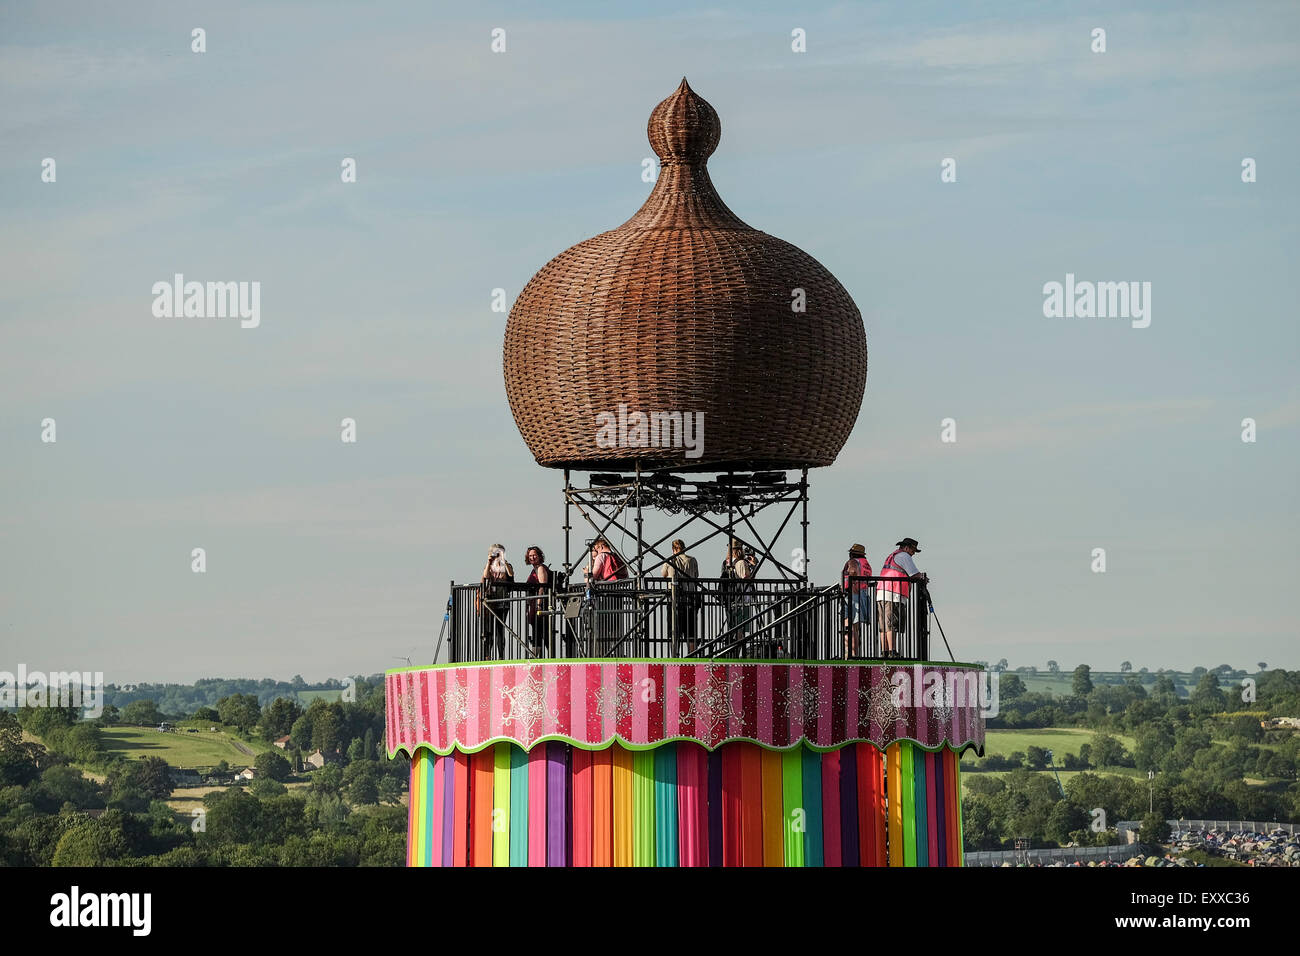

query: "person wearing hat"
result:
(877, 538), (927, 658)
(841, 544), (874, 659)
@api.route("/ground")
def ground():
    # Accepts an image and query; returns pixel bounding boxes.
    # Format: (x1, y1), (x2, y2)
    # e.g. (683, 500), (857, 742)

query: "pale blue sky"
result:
(1, 1), (1297, 682)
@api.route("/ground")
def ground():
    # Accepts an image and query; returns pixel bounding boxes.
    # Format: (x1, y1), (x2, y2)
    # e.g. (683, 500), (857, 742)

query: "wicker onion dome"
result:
(503, 78), (866, 473)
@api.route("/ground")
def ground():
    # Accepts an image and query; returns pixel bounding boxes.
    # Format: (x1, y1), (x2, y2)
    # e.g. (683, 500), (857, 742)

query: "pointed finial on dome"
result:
(648, 77), (720, 163)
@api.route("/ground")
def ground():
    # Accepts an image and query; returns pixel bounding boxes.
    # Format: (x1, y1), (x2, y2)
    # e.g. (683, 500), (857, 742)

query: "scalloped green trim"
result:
(386, 733), (985, 760)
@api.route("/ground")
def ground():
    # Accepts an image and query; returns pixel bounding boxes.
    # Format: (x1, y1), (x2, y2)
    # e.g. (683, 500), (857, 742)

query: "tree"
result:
(1190, 672), (1226, 713)
(377, 775), (403, 805)
(1072, 665), (1093, 698)
(133, 756), (175, 800)
(311, 763), (344, 797)
(309, 703), (344, 755)
(999, 674), (1026, 701)
(259, 697), (303, 742)
(216, 694), (261, 734)
(995, 658), (1009, 673)
(1091, 733), (1126, 768)
(1133, 724), (1174, 773)
(52, 817), (130, 866)
(1046, 660), (1059, 674)
(363, 727), (377, 761)
(344, 761), (379, 805)
(1228, 714), (1263, 742)
(1257, 662), (1267, 672)
(203, 788), (263, 845)
(255, 750), (291, 782)
(56, 723), (105, 764)
(1046, 802), (1089, 844)
(290, 714), (312, 752)
(1120, 661), (1132, 673)
(0, 712), (46, 787)
(1025, 746), (1049, 770)
(33, 765), (104, 812)
(1139, 812), (1171, 844)
(97, 704), (120, 726)
(191, 706), (219, 723)
(121, 699), (162, 726)
(250, 777), (288, 798)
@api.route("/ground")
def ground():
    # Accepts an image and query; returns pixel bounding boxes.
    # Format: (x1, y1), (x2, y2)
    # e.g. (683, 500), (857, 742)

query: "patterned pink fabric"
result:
(387, 662), (987, 756)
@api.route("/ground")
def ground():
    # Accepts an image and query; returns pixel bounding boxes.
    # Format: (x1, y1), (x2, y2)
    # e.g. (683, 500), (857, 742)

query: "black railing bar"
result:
(602, 594), (670, 658)
(703, 585), (840, 658)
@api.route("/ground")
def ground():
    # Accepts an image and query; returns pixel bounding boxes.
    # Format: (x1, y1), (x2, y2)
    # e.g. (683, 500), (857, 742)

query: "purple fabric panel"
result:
(547, 740), (567, 867)
(841, 742), (860, 867)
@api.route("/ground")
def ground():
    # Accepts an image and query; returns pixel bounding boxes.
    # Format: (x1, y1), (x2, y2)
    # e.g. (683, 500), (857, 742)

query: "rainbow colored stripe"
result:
(406, 740), (963, 867)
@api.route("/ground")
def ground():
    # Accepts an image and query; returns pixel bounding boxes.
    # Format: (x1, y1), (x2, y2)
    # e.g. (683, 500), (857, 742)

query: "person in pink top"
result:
(583, 537), (626, 653)
(877, 537), (926, 659)
(841, 543), (873, 659)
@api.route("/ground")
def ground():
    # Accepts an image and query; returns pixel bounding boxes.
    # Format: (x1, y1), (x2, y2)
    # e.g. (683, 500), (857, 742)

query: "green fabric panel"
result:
(509, 744), (529, 867)
(900, 741), (916, 867)
(632, 748), (656, 867)
(654, 745), (679, 867)
(801, 745), (824, 867)
(782, 747), (805, 867)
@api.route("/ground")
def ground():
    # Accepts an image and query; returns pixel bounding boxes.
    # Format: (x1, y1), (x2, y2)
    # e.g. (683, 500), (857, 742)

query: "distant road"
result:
(231, 739), (254, 756)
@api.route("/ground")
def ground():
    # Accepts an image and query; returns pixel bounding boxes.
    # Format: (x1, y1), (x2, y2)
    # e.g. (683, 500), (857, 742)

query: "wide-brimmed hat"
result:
(896, 537), (921, 552)
(848, 543), (866, 557)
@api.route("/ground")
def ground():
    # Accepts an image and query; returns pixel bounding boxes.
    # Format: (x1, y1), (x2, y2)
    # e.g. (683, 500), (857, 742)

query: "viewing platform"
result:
(385, 79), (985, 867)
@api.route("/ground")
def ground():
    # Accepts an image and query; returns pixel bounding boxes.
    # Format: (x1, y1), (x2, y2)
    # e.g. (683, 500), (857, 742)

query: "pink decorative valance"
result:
(386, 662), (985, 757)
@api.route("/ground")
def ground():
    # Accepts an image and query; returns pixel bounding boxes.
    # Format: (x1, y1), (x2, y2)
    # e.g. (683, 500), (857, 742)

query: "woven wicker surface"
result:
(504, 78), (866, 473)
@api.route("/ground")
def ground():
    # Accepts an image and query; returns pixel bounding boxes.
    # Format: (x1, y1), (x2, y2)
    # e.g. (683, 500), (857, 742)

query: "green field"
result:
(100, 727), (268, 768)
(1011, 671), (1204, 698)
(295, 689), (344, 705)
(981, 727), (1136, 759)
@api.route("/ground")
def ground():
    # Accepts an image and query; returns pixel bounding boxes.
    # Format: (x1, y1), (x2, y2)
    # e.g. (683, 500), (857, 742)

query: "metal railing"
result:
(442, 575), (933, 663)
(965, 845), (1145, 866)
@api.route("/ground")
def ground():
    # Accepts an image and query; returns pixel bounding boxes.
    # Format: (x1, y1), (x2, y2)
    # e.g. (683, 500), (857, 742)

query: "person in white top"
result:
(877, 537), (927, 659)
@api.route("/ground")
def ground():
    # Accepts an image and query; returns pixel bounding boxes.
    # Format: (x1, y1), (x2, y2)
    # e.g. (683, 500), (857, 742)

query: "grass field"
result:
(295, 689), (344, 705)
(981, 727), (1136, 759)
(100, 727), (266, 768)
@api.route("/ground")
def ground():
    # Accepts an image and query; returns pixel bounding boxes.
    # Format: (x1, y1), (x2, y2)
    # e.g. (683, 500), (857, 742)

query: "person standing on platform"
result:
(660, 539), (700, 656)
(720, 539), (756, 655)
(523, 545), (552, 657)
(841, 543), (873, 659)
(877, 537), (926, 659)
(584, 537), (627, 654)
(479, 544), (515, 660)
